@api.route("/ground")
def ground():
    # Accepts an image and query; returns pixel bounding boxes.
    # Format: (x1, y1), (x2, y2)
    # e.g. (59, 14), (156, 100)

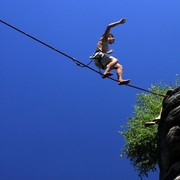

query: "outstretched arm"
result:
(103, 18), (126, 37)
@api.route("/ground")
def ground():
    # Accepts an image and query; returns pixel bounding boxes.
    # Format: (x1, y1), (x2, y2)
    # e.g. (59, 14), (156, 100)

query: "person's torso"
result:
(96, 37), (108, 53)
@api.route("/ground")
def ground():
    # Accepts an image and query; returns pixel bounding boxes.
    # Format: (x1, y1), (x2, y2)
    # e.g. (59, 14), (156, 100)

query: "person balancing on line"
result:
(90, 18), (130, 85)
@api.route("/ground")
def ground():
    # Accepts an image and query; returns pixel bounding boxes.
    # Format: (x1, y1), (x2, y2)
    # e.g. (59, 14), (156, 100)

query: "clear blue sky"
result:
(1, 0), (180, 180)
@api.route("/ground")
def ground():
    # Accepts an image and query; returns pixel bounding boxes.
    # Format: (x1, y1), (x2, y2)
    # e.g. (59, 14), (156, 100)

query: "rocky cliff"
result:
(158, 87), (180, 180)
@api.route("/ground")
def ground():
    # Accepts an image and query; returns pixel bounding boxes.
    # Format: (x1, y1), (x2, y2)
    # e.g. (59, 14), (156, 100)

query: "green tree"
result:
(120, 77), (179, 178)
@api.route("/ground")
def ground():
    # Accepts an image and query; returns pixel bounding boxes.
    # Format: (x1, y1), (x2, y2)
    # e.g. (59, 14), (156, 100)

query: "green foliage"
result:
(120, 79), (179, 178)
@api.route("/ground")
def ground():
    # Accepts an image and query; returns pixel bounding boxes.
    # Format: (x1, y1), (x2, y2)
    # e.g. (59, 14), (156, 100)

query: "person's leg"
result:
(115, 63), (130, 84)
(101, 55), (130, 84)
(103, 58), (118, 75)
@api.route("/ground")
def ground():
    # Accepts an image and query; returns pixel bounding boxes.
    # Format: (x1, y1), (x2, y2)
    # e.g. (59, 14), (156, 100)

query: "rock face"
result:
(158, 87), (180, 180)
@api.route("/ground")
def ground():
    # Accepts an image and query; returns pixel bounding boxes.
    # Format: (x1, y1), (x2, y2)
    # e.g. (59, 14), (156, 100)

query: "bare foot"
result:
(118, 79), (130, 85)
(102, 72), (113, 79)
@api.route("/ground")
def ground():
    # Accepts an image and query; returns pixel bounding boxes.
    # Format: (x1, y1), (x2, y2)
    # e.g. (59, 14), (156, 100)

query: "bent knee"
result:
(111, 58), (118, 64)
(116, 63), (123, 69)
